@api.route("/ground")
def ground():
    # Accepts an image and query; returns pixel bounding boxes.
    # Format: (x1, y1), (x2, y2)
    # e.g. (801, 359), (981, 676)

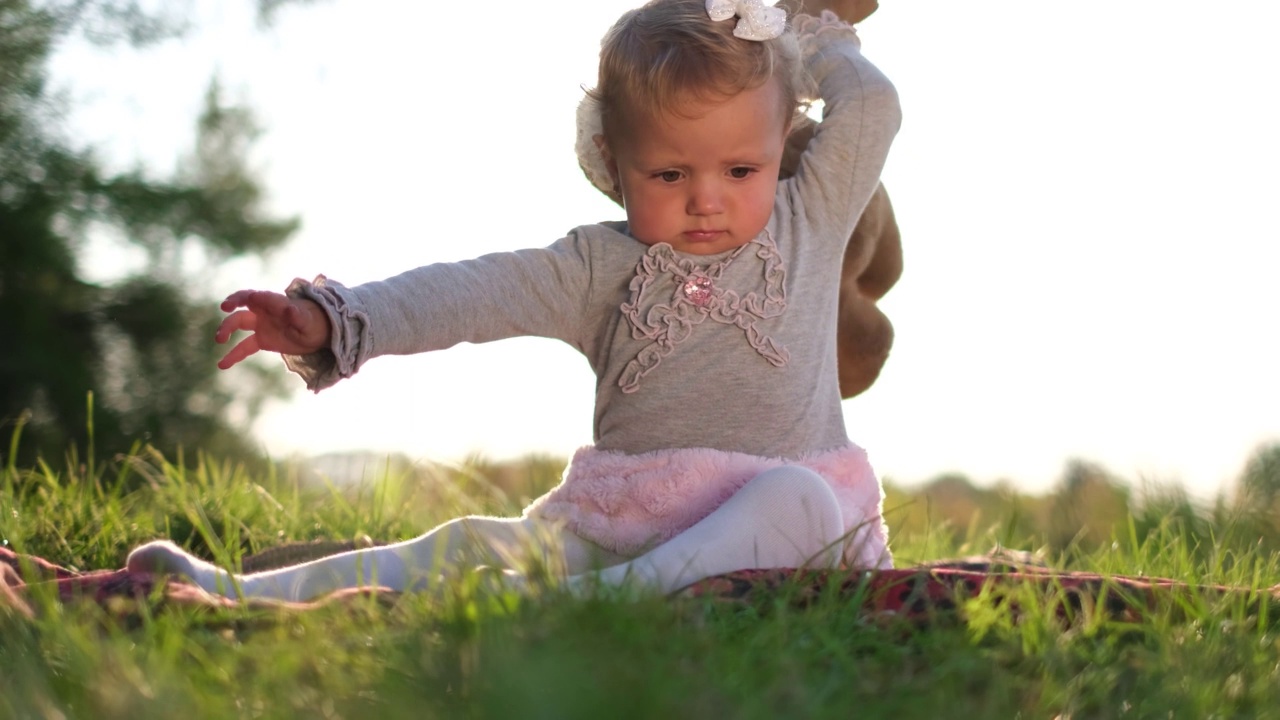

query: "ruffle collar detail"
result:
(618, 232), (789, 393)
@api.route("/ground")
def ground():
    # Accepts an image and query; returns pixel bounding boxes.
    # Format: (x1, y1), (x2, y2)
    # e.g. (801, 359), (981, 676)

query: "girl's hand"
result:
(215, 290), (333, 370)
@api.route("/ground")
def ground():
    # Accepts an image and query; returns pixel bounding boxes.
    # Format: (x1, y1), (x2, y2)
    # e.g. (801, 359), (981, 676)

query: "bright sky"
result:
(54, 1), (1280, 500)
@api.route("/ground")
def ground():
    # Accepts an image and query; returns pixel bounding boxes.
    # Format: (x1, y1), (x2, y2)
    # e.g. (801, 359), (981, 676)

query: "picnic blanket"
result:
(1, 545), (396, 619)
(4, 545), (1278, 624)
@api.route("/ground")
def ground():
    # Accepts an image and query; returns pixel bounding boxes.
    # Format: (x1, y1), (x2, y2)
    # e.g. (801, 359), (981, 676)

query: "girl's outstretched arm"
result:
(215, 289), (333, 369)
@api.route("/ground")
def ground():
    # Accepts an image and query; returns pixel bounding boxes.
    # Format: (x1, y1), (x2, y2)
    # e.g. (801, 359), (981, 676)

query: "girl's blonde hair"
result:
(589, 0), (806, 141)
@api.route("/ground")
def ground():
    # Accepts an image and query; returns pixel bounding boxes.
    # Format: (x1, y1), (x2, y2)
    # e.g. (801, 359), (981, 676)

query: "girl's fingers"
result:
(218, 290), (314, 363)
(220, 289), (258, 312)
(217, 334), (261, 370)
(221, 289), (292, 316)
(215, 310), (257, 344)
(243, 291), (295, 317)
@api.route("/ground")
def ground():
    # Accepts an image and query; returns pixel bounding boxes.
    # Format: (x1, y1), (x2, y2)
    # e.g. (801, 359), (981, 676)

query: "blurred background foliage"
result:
(0, 0), (323, 466)
(875, 441), (1280, 564)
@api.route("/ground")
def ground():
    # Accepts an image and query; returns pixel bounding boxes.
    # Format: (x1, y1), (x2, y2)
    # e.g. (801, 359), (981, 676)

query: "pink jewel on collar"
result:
(681, 275), (714, 307)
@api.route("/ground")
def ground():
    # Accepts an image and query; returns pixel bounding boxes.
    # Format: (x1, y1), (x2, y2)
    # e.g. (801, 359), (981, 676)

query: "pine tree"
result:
(0, 0), (311, 466)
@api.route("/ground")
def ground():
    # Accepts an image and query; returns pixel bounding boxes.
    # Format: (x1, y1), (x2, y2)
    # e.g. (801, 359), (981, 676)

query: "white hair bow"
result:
(706, 0), (786, 41)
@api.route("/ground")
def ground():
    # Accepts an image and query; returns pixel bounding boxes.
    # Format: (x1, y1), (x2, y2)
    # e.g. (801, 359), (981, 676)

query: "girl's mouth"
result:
(683, 230), (724, 242)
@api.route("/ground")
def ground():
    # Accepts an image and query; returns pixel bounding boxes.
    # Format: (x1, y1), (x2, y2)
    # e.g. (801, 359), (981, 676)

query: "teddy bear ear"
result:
(850, 0), (880, 24)
(781, 0), (879, 24)
(831, 0), (880, 24)
(575, 96), (625, 207)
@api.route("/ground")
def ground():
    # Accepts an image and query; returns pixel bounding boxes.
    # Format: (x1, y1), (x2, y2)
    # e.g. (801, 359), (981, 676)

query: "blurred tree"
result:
(1129, 479), (1212, 549)
(1046, 459), (1131, 554)
(1239, 441), (1280, 507)
(0, 0), (318, 466)
(882, 472), (1046, 553)
(1230, 441), (1280, 544)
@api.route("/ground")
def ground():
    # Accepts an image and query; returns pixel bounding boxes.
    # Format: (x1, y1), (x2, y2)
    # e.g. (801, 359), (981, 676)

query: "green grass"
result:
(4, 446), (1280, 719)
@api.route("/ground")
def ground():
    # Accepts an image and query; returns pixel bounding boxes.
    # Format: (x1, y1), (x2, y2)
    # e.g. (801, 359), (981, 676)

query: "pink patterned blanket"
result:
(4, 546), (1275, 625)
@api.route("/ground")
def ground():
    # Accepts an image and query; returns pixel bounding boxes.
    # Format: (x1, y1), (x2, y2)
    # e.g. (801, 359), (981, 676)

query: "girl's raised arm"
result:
(780, 10), (901, 251)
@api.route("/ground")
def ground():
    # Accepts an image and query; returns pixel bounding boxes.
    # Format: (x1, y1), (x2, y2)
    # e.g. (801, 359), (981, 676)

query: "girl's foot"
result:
(126, 540), (230, 594)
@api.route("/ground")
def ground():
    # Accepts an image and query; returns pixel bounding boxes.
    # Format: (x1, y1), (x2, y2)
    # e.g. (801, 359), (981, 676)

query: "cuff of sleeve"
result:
(282, 275), (372, 392)
(793, 10), (861, 64)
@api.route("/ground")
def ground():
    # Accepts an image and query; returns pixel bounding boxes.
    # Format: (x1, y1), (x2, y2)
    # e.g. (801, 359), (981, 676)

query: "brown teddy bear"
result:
(580, 0), (903, 399)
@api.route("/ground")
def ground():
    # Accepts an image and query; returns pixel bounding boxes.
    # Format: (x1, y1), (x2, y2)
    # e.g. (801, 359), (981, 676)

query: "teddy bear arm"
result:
(848, 183), (902, 300)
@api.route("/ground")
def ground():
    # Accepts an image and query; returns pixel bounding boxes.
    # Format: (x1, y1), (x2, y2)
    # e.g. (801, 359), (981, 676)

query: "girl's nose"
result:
(686, 179), (724, 215)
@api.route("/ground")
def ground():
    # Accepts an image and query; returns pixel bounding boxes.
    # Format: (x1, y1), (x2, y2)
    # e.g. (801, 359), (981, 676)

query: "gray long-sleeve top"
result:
(288, 19), (901, 463)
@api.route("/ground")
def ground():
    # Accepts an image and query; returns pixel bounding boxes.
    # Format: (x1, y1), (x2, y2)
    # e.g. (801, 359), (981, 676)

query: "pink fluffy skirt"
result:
(523, 443), (891, 568)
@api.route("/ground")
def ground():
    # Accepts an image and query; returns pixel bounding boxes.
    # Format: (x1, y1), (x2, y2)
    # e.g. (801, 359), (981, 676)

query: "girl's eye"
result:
(656, 170), (682, 183)
(729, 167), (755, 179)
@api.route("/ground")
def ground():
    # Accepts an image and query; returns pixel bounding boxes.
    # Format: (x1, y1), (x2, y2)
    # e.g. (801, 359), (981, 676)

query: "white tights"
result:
(126, 465), (849, 601)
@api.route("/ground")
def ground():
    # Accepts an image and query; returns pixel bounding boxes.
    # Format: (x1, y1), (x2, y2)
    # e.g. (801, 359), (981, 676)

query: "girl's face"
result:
(603, 78), (790, 255)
